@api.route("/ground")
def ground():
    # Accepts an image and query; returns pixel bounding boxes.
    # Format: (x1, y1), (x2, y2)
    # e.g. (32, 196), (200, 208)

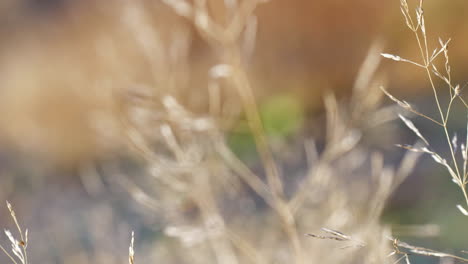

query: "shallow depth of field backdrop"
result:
(1, 0), (468, 263)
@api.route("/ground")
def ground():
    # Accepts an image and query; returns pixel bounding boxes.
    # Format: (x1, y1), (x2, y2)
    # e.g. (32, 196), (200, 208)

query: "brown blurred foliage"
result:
(1, 0), (468, 168)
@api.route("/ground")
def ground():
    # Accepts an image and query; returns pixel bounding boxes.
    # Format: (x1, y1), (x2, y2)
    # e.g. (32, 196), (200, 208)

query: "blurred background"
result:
(1, 0), (468, 263)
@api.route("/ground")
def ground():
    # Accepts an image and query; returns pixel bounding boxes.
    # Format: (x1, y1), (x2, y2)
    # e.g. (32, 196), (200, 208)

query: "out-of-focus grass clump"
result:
(2, 0), (468, 264)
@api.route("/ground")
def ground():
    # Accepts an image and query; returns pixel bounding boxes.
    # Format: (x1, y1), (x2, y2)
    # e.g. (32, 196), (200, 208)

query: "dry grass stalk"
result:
(381, 0), (468, 215)
(0, 202), (28, 264)
(129, 231), (135, 264)
(309, 228), (468, 263)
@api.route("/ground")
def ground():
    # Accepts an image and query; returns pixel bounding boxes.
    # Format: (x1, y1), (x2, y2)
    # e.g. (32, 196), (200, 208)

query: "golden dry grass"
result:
(1, 0), (468, 264)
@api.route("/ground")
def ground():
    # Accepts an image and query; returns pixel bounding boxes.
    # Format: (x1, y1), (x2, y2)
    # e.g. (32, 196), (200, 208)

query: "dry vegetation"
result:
(382, 0), (468, 216)
(0, 202), (28, 264)
(1, 0), (468, 263)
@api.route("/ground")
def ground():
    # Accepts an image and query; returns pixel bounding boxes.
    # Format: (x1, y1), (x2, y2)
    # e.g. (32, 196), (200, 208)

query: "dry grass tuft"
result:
(0, 202), (28, 264)
(2, 0), (467, 263)
(381, 0), (468, 216)
(110, 1), (419, 263)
